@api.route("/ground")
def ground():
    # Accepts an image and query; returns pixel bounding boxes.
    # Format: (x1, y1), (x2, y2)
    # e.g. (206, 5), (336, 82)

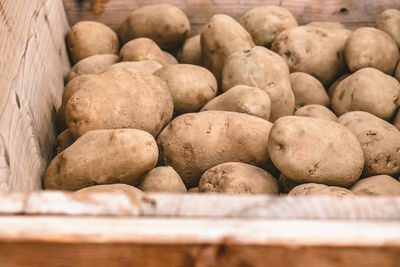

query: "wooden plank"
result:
(63, 0), (400, 34)
(0, 0), (70, 193)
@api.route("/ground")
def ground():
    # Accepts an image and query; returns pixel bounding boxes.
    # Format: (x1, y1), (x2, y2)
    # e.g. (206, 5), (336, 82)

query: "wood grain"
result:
(0, 0), (70, 193)
(63, 0), (400, 34)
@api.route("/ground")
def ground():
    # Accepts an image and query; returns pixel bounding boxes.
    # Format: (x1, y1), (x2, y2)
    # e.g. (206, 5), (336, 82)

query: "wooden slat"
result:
(0, 0), (70, 193)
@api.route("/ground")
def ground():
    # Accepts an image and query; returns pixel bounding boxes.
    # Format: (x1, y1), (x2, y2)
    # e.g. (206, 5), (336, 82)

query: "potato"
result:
(157, 111), (275, 187)
(394, 110), (400, 130)
(338, 111), (400, 177)
(66, 54), (119, 82)
(201, 14), (255, 82)
(327, 73), (350, 98)
(289, 72), (329, 109)
(289, 183), (354, 197)
(201, 85), (271, 121)
(279, 174), (299, 194)
(163, 51), (178, 64)
(240, 5), (297, 47)
(74, 184), (141, 196)
(294, 104), (337, 122)
(331, 68), (400, 121)
(221, 46), (294, 122)
(307, 21), (347, 30)
(272, 26), (351, 86)
(120, 4), (190, 49)
(56, 130), (74, 154)
(376, 9), (400, 48)
(138, 166), (187, 193)
(177, 35), (203, 66)
(44, 129), (158, 191)
(56, 74), (96, 132)
(65, 68), (173, 139)
(199, 162), (278, 194)
(188, 187), (199, 193)
(344, 27), (399, 74)
(350, 175), (400, 196)
(107, 60), (162, 74)
(119, 38), (168, 65)
(66, 21), (119, 64)
(268, 116), (364, 187)
(154, 64), (217, 114)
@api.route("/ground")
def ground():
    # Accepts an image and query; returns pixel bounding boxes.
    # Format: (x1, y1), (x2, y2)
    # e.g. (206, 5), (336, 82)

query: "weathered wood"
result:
(0, 0), (70, 193)
(63, 0), (400, 34)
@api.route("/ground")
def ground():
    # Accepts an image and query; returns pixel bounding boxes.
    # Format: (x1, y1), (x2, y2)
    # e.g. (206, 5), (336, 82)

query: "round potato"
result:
(138, 166), (187, 193)
(199, 162), (278, 194)
(294, 104), (337, 122)
(154, 64), (217, 114)
(120, 4), (190, 49)
(344, 27), (399, 74)
(279, 174), (299, 194)
(350, 175), (400, 196)
(65, 69), (173, 139)
(338, 111), (400, 177)
(157, 111), (275, 187)
(268, 116), (364, 187)
(177, 35), (203, 66)
(327, 73), (350, 98)
(331, 68), (400, 121)
(66, 21), (119, 64)
(201, 14), (255, 82)
(188, 187), (199, 193)
(163, 51), (178, 64)
(240, 5), (297, 47)
(119, 38), (168, 65)
(201, 85), (271, 121)
(289, 183), (354, 197)
(307, 21), (347, 30)
(289, 72), (329, 109)
(221, 46), (294, 122)
(272, 26), (351, 86)
(56, 129), (74, 154)
(44, 129), (158, 191)
(107, 60), (162, 74)
(376, 9), (400, 48)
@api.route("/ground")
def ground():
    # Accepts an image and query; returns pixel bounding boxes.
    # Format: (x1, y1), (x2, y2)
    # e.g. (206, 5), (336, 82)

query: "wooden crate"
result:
(1, 0), (400, 266)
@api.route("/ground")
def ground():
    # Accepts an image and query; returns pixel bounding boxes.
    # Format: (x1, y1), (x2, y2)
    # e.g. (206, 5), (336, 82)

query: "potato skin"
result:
(268, 116), (364, 187)
(107, 60), (162, 74)
(201, 85), (271, 121)
(199, 162), (278, 194)
(201, 14), (255, 82)
(120, 4), (190, 49)
(350, 175), (400, 196)
(294, 104), (337, 122)
(394, 110), (400, 130)
(157, 111), (274, 187)
(331, 68), (400, 121)
(56, 130), (74, 154)
(74, 184), (141, 195)
(221, 46), (294, 122)
(67, 54), (119, 82)
(66, 21), (119, 64)
(177, 35), (203, 66)
(119, 38), (168, 65)
(344, 27), (399, 74)
(327, 73), (350, 98)
(163, 51), (178, 64)
(376, 9), (400, 48)
(154, 64), (217, 114)
(138, 166), (187, 193)
(289, 183), (354, 197)
(338, 111), (400, 177)
(44, 129), (158, 191)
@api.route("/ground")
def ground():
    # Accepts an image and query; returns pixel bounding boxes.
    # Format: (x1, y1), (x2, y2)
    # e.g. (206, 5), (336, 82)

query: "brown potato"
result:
(188, 187), (199, 193)
(199, 162), (278, 194)
(201, 85), (271, 121)
(327, 73), (350, 98)
(294, 104), (337, 122)
(240, 5), (297, 47)
(289, 183), (354, 197)
(154, 64), (217, 114)
(344, 27), (399, 74)
(201, 14), (255, 82)
(157, 111), (275, 187)
(119, 38), (168, 65)
(138, 166), (187, 193)
(338, 111), (400, 177)
(65, 68), (173, 139)
(163, 51), (178, 64)
(221, 46), (294, 122)
(107, 60), (162, 74)
(376, 9), (400, 48)
(120, 4), (190, 49)
(44, 129), (158, 191)
(66, 21), (119, 64)
(331, 68), (400, 121)
(177, 35), (203, 66)
(350, 175), (400, 196)
(307, 21), (347, 30)
(73, 184), (141, 196)
(289, 72), (329, 109)
(268, 116), (364, 187)
(56, 129), (74, 154)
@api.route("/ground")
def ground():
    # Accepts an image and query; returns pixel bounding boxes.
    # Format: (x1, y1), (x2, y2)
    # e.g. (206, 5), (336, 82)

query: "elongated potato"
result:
(119, 38), (168, 65)
(201, 85), (271, 121)
(338, 111), (400, 177)
(56, 129), (74, 154)
(44, 129), (158, 191)
(67, 54), (119, 82)
(268, 116), (364, 187)
(138, 166), (187, 193)
(157, 111), (274, 187)
(294, 104), (337, 122)
(289, 183), (354, 197)
(350, 175), (400, 196)
(201, 14), (255, 82)
(177, 35), (203, 66)
(221, 46), (294, 121)
(199, 162), (278, 194)
(107, 60), (162, 74)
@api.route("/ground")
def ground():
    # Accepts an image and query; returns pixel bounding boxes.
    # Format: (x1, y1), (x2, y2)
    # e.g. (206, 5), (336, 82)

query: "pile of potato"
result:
(45, 4), (400, 197)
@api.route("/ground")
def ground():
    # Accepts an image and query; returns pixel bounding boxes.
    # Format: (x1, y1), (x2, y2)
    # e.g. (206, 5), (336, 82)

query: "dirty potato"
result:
(289, 183), (354, 197)
(294, 104), (337, 122)
(119, 38), (168, 65)
(138, 166), (187, 193)
(350, 175), (400, 196)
